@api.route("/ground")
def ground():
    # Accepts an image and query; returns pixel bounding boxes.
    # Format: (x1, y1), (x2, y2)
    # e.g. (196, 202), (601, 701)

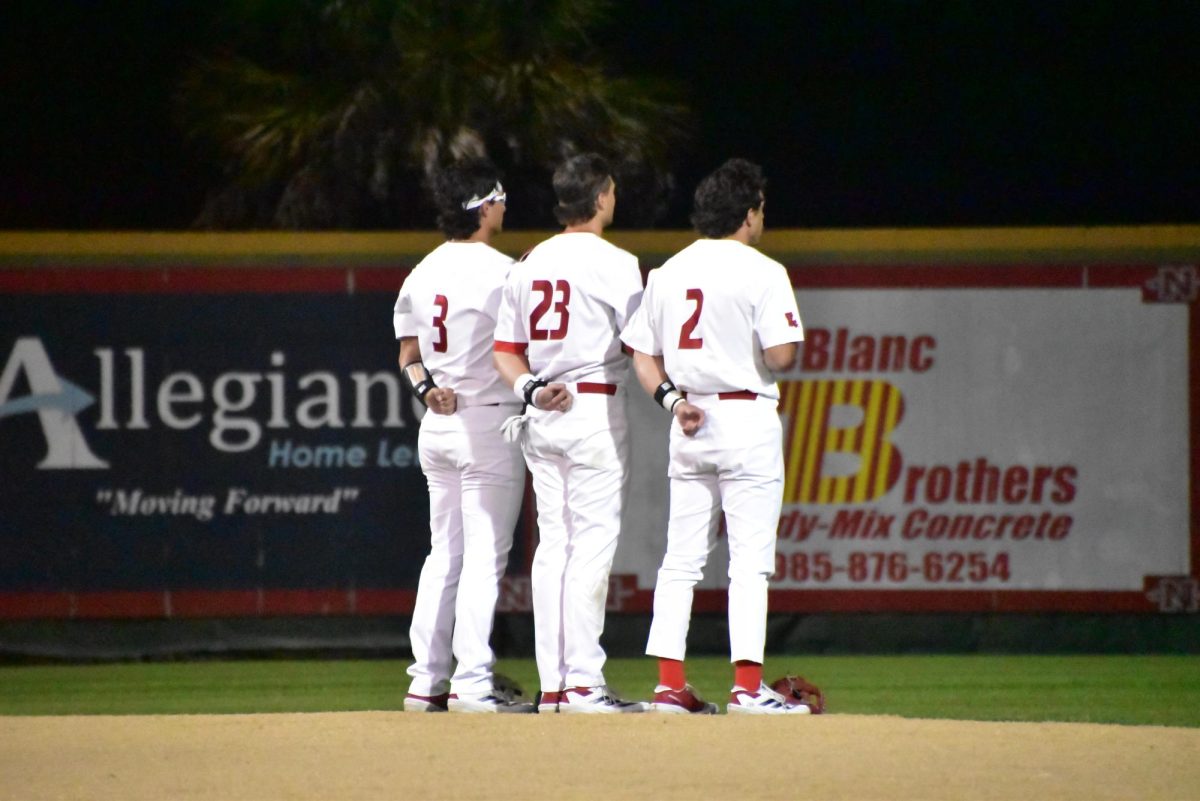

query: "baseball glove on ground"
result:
(770, 674), (826, 714)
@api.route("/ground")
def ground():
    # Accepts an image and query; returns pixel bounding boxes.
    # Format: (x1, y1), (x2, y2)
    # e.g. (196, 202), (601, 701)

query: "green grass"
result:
(1, 656), (1198, 727)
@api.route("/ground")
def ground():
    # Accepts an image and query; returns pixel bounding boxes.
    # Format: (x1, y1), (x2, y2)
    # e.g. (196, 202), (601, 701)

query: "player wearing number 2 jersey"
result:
(493, 153), (645, 713)
(393, 160), (532, 713)
(621, 159), (810, 715)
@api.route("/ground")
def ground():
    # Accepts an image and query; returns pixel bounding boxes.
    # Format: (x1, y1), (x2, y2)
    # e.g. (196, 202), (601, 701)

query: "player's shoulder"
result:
(589, 232), (636, 257)
(475, 242), (516, 275)
(747, 248), (787, 279)
(715, 239), (787, 277)
(560, 231), (636, 261)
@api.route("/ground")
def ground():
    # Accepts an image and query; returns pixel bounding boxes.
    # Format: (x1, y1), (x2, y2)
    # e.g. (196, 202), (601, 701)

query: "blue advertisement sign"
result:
(0, 273), (461, 615)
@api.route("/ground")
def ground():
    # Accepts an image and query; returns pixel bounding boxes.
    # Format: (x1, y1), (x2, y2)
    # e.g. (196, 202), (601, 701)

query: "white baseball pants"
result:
(645, 395), (783, 665)
(407, 403), (525, 697)
(522, 388), (629, 693)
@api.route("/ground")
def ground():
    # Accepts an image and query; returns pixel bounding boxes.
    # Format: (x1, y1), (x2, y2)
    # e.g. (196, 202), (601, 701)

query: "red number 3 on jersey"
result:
(679, 288), (704, 349)
(432, 294), (449, 352)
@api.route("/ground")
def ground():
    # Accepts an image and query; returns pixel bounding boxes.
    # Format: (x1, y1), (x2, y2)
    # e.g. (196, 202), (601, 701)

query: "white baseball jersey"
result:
(393, 241), (514, 405)
(625, 237), (804, 670)
(493, 231), (640, 695)
(494, 232), (642, 384)
(620, 238), (803, 398)
(395, 240), (525, 700)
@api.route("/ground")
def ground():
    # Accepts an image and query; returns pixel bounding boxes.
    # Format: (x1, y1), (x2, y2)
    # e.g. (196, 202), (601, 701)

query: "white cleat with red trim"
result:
(727, 683), (813, 715)
(558, 685), (646, 714)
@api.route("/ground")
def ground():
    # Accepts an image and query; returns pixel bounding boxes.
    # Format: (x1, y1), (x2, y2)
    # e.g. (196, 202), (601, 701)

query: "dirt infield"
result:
(2, 712), (1198, 800)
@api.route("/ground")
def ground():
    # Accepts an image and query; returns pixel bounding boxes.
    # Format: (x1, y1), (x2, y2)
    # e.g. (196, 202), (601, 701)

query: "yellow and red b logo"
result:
(780, 379), (904, 504)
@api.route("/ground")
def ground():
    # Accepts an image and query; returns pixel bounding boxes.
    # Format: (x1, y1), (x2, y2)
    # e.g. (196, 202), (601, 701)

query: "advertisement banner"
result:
(0, 271), (453, 617)
(0, 262), (1196, 617)
(615, 268), (1197, 613)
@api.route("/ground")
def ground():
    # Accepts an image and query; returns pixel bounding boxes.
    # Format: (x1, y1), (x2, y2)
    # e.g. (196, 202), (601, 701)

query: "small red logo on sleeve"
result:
(786, 312), (799, 328)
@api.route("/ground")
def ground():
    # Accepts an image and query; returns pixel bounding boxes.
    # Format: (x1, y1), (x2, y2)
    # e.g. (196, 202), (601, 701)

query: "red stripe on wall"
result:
(171, 591), (261, 617)
(0, 267), (350, 294)
(723, 589), (1154, 613)
(0, 264), (1131, 293)
(354, 589), (418, 615)
(74, 591), (167, 618)
(1085, 265), (1159, 288)
(0, 587), (1160, 618)
(787, 264), (1086, 289)
(353, 267), (412, 293)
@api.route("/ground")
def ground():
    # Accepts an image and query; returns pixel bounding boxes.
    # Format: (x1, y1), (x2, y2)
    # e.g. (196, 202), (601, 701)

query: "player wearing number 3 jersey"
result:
(621, 159), (809, 715)
(494, 153), (645, 713)
(393, 160), (532, 713)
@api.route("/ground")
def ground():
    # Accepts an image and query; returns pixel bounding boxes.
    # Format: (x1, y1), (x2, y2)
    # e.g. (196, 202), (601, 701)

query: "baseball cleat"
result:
(726, 683), (813, 715)
(650, 684), (718, 714)
(403, 692), (449, 712)
(558, 685), (646, 714)
(448, 693), (536, 713)
(536, 690), (563, 714)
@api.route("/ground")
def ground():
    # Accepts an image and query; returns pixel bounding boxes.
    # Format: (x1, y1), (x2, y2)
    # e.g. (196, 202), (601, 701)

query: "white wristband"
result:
(513, 373), (536, 403)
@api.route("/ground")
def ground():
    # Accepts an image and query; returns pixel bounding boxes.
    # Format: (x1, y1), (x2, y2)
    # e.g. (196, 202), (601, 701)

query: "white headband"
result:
(462, 183), (506, 210)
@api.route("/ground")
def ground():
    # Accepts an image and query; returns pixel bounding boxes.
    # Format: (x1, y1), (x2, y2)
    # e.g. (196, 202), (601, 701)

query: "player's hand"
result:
(535, 383), (573, 413)
(674, 401), (705, 436)
(425, 387), (457, 415)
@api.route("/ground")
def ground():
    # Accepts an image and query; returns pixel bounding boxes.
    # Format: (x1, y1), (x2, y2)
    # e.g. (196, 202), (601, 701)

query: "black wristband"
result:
(413, 378), (436, 407)
(653, 380), (677, 406)
(653, 380), (685, 414)
(402, 360), (436, 407)
(522, 378), (549, 408)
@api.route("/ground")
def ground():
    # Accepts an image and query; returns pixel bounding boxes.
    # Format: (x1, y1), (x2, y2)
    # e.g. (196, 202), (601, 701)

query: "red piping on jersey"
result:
(577, 382), (617, 395)
(493, 340), (528, 354)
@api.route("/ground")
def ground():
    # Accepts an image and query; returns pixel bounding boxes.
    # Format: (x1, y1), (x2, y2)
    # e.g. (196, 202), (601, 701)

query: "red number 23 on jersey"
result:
(530, 279), (571, 340)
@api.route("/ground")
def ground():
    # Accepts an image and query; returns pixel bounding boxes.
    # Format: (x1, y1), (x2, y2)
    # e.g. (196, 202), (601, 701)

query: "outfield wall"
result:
(0, 228), (1197, 632)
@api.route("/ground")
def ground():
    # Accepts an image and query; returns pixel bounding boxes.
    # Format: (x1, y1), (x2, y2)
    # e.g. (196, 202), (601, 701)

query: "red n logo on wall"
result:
(1142, 265), (1199, 303)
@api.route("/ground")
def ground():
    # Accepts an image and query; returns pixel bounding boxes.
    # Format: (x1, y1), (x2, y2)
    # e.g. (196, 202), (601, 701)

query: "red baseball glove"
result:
(770, 674), (826, 714)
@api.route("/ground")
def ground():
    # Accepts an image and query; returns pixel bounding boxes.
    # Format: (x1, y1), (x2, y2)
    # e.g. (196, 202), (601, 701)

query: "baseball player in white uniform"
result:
(493, 153), (645, 713)
(621, 158), (810, 715)
(393, 160), (532, 713)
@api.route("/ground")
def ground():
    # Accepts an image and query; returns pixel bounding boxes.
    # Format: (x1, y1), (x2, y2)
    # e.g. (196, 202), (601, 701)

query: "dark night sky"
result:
(1, 1), (1198, 230)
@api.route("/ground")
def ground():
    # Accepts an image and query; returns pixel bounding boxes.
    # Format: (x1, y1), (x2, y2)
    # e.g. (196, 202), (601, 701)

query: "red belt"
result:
(717, 390), (758, 400)
(577, 382), (617, 395)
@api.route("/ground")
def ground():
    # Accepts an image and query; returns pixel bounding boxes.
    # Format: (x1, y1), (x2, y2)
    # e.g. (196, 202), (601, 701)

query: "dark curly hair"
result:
(690, 158), (766, 238)
(431, 159), (503, 239)
(552, 153), (613, 226)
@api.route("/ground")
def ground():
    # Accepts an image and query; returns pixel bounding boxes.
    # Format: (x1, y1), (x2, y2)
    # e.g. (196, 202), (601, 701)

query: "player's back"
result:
(497, 232), (642, 385)
(647, 239), (801, 398)
(394, 241), (514, 405)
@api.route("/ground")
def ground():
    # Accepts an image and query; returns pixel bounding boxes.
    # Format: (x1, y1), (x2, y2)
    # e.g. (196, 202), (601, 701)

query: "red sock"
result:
(734, 660), (762, 691)
(658, 658), (687, 690)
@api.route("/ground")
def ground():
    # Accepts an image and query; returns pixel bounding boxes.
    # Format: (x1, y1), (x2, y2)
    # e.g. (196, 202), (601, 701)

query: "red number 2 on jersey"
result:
(530, 279), (571, 340)
(432, 294), (449, 352)
(678, 288), (704, 349)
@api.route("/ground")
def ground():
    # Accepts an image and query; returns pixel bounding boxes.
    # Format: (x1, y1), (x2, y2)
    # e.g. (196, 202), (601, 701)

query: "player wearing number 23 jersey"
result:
(493, 153), (645, 713)
(621, 159), (809, 715)
(393, 160), (531, 714)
